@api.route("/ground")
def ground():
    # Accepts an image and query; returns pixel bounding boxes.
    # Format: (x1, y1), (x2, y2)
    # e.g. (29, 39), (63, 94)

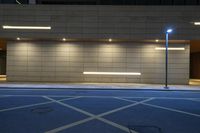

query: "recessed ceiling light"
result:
(17, 37), (20, 40)
(109, 38), (112, 42)
(194, 22), (200, 25)
(2, 25), (51, 30)
(62, 38), (66, 41)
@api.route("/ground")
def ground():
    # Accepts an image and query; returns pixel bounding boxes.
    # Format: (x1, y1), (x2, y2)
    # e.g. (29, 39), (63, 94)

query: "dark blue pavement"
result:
(0, 88), (200, 133)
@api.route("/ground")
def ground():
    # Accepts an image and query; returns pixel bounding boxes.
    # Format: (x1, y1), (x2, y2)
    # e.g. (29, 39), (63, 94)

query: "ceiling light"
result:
(194, 22), (200, 25)
(83, 72), (141, 75)
(17, 37), (20, 40)
(155, 47), (185, 50)
(155, 39), (159, 42)
(62, 38), (66, 41)
(16, 0), (21, 4)
(109, 38), (112, 42)
(2, 25), (51, 30)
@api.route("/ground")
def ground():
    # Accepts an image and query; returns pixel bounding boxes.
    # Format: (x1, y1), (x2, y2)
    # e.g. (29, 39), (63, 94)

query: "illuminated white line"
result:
(194, 22), (200, 25)
(2, 25), (51, 30)
(155, 47), (185, 50)
(16, 0), (21, 4)
(44, 96), (149, 133)
(0, 97), (81, 113)
(83, 72), (141, 75)
(116, 97), (200, 118)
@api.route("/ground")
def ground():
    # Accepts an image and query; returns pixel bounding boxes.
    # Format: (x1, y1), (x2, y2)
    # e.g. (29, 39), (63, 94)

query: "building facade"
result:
(0, 4), (200, 84)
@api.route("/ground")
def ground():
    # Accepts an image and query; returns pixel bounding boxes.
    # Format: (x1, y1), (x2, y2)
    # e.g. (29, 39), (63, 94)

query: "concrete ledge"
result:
(0, 82), (199, 91)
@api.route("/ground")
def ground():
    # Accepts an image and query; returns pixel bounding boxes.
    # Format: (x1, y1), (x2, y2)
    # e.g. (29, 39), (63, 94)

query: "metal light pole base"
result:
(164, 86), (169, 89)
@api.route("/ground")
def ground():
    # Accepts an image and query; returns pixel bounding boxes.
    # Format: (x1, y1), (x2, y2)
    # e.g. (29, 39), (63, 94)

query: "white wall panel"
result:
(7, 42), (189, 84)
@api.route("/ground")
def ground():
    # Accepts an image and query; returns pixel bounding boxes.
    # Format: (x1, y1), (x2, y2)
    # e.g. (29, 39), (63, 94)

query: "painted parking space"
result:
(0, 89), (200, 133)
(0, 102), (88, 133)
(145, 98), (200, 115)
(59, 120), (127, 133)
(0, 96), (49, 110)
(103, 104), (200, 133)
(63, 97), (133, 115)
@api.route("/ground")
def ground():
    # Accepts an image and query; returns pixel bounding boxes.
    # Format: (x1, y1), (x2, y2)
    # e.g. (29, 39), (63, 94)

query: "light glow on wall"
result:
(155, 47), (185, 50)
(2, 25), (51, 30)
(194, 22), (200, 25)
(83, 72), (141, 75)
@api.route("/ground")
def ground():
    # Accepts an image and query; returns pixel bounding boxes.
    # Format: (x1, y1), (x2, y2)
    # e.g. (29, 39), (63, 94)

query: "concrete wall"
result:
(0, 5), (200, 40)
(1, 5), (193, 84)
(7, 42), (189, 84)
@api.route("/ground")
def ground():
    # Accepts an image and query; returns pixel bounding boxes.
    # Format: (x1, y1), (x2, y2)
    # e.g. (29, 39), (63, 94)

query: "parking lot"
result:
(0, 88), (200, 133)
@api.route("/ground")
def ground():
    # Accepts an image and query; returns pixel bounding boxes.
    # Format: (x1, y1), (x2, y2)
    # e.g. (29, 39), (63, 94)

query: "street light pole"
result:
(165, 29), (172, 89)
(165, 32), (169, 89)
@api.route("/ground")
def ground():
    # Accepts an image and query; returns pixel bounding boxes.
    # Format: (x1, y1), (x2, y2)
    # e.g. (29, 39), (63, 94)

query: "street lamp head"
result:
(166, 29), (173, 33)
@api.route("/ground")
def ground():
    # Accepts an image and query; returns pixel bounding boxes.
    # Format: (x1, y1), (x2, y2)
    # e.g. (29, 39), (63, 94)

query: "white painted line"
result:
(45, 117), (95, 133)
(97, 117), (137, 133)
(0, 101), (53, 113)
(116, 97), (200, 118)
(0, 95), (80, 98)
(0, 89), (200, 94)
(44, 97), (153, 133)
(45, 96), (82, 102)
(143, 103), (200, 118)
(44, 96), (99, 133)
(187, 98), (200, 103)
(0, 95), (10, 98)
(44, 96), (94, 117)
(1, 94), (200, 100)
(114, 97), (140, 103)
(0, 97), (81, 113)
(99, 98), (154, 117)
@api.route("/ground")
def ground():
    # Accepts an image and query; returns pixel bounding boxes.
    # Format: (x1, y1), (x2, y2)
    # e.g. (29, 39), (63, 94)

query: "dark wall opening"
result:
(190, 40), (200, 79)
(190, 52), (200, 79)
(0, 39), (6, 75)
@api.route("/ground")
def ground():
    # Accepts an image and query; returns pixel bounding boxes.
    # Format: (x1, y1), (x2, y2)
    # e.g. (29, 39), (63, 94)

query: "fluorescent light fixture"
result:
(194, 22), (200, 25)
(166, 29), (173, 33)
(83, 72), (141, 75)
(16, 0), (21, 4)
(109, 38), (112, 42)
(2, 25), (51, 30)
(16, 37), (20, 40)
(155, 47), (185, 50)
